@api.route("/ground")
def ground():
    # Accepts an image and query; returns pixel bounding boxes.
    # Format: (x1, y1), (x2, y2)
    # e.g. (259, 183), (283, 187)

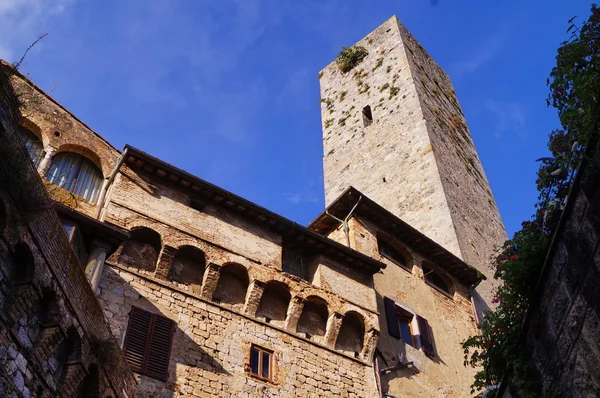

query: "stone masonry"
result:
(318, 16), (507, 312)
(511, 147), (600, 397)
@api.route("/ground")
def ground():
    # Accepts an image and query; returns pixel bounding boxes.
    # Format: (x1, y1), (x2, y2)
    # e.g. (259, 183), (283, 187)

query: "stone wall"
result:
(0, 66), (136, 398)
(98, 263), (380, 397)
(520, 149), (600, 396)
(349, 216), (480, 397)
(395, 21), (507, 310)
(318, 16), (506, 310)
(319, 16), (462, 259)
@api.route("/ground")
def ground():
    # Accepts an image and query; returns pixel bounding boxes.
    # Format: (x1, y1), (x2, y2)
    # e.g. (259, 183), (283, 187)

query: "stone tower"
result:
(318, 16), (507, 310)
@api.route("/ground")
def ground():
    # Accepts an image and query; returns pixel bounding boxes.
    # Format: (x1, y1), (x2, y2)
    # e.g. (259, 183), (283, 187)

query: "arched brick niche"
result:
(213, 263), (249, 310)
(11, 242), (35, 284)
(78, 364), (100, 397)
(168, 245), (206, 293)
(297, 296), (329, 343)
(335, 311), (365, 357)
(32, 289), (63, 353)
(56, 327), (83, 392)
(256, 281), (291, 327)
(118, 227), (162, 272)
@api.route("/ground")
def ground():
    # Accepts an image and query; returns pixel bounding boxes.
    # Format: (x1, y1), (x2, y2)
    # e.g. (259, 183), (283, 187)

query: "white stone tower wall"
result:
(319, 16), (507, 309)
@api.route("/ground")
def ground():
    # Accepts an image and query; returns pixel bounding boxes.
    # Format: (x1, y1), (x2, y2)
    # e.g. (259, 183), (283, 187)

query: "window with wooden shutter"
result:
(383, 297), (401, 339)
(123, 306), (175, 381)
(417, 315), (435, 358)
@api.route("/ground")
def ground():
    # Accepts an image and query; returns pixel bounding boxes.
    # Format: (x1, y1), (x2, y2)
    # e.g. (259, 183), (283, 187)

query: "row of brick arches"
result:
(110, 226), (377, 360)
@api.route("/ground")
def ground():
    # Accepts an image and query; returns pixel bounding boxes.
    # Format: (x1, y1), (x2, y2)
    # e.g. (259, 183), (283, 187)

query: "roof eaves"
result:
(123, 145), (386, 274)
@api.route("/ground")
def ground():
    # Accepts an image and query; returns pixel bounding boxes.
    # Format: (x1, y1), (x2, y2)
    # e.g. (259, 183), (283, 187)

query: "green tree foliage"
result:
(462, 4), (600, 396)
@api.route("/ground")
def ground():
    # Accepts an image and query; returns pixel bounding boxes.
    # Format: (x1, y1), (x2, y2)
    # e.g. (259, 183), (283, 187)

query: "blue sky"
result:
(0, 0), (593, 237)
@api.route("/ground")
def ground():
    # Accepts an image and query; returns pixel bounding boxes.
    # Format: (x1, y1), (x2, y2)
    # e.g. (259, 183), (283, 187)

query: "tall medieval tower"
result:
(318, 16), (507, 310)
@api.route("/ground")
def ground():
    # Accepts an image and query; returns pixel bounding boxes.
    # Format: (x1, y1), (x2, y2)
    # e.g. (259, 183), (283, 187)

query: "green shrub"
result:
(337, 46), (369, 73)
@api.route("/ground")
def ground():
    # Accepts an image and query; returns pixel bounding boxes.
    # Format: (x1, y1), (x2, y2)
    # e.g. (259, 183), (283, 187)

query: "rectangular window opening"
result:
(362, 105), (373, 127)
(281, 247), (309, 281)
(249, 345), (274, 381)
(396, 307), (415, 347)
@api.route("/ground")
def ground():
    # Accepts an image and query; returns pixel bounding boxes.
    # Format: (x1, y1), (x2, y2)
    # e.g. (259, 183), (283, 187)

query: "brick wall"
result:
(0, 65), (136, 397)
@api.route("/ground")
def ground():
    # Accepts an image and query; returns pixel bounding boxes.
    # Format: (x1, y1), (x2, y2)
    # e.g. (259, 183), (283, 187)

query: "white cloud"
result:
(485, 99), (526, 139)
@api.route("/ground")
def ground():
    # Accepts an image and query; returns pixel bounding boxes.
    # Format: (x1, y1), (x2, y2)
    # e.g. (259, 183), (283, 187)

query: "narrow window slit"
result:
(362, 105), (373, 127)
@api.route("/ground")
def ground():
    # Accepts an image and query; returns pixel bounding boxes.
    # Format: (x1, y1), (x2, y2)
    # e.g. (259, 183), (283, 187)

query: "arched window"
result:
(377, 234), (412, 271)
(422, 264), (452, 296)
(12, 242), (35, 284)
(168, 246), (206, 292)
(213, 263), (249, 309)
(20, 127), (45, 168)
(335, 311), (365, 357)
(78, 365), (100, 398)
(46, 152), (103, 203)
(118, 227), (162, 271)
(56, 328), (82, 384)
(297, 296), (328, 342)
(256, 281), (291, 327)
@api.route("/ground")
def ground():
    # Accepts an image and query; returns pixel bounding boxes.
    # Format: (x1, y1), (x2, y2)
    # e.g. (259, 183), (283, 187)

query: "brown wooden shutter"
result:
(123, 307), (153, 372)
(145, 314), (175, 381)
(417, 315), (435, 358)
(123, 306), (175, 381)
(384, 297), (401, 339)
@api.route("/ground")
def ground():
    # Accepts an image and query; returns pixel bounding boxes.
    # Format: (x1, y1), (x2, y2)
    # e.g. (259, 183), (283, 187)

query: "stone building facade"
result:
(318, 16), (507, 314)
(1, 15), (504, 398)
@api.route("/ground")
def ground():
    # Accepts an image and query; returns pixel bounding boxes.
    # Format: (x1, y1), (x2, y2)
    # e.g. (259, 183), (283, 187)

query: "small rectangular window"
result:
(281, 248), (309, 281)
(249, 345), (274, 381)
(396, 308), (415, 347)
(362, 105), (373, 127)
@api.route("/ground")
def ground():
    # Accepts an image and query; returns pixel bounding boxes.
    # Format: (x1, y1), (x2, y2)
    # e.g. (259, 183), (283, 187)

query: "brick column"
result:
(200, 263), (221, 301)
(243, 280), (265, 316)
(85, 240), (111, 292)
(360, 328), (380, 362)
(38, 145), (56, 176)
(6, 282), (40, 325)
(284, 296), (305, 332)
(154, 245), (177, 280)
(324, 312), (344, 349)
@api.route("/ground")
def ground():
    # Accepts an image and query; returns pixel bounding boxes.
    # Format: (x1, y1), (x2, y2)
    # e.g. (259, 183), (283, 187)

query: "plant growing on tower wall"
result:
(462, 4), (600, 397)
(337, 45), (368, 73)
